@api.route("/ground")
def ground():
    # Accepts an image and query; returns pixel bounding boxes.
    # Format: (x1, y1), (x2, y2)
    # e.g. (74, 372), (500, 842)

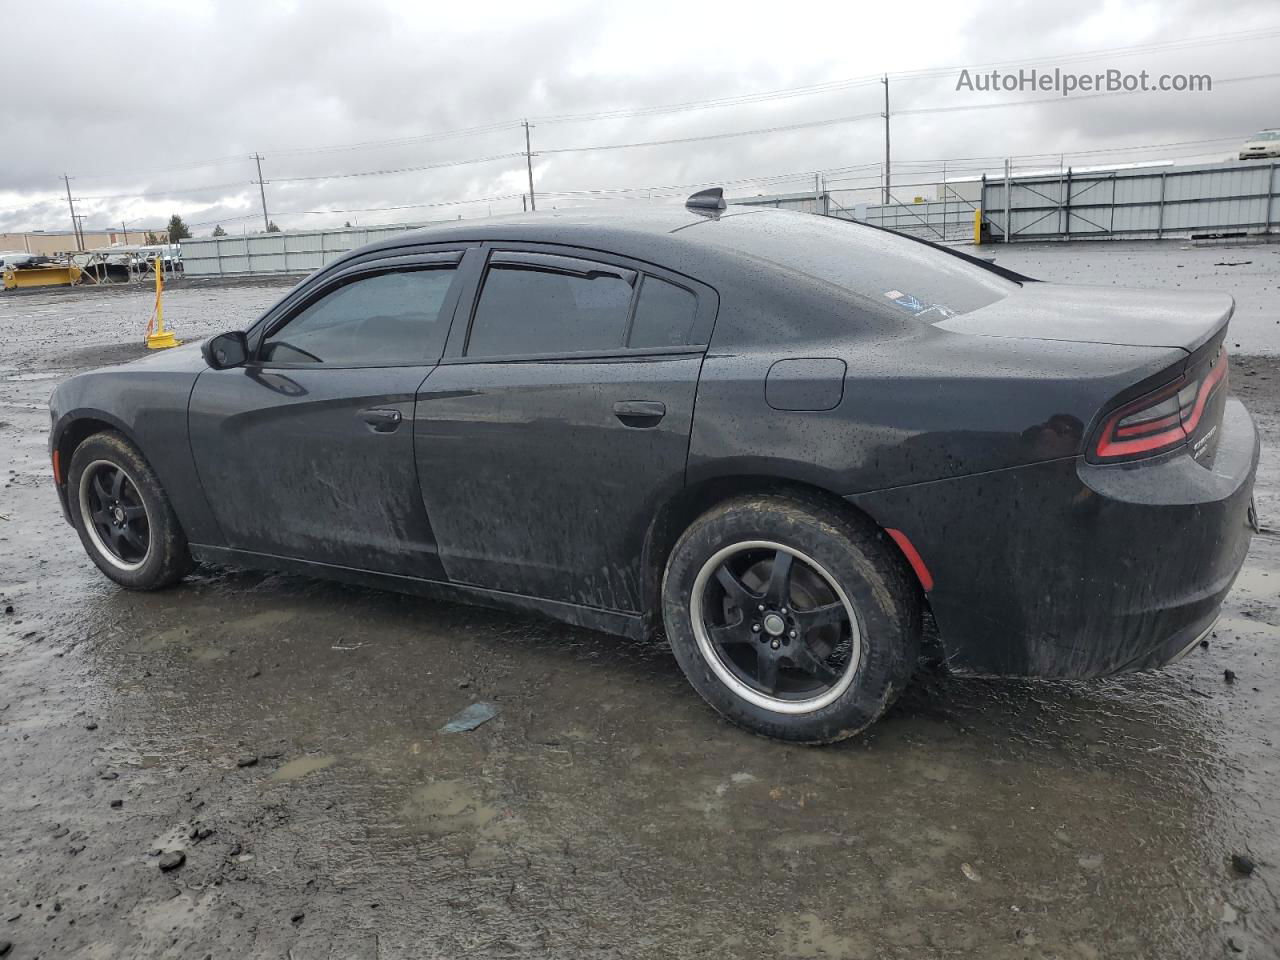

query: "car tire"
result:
(67, 430), (195, 590)
(662, 494), (921, 743)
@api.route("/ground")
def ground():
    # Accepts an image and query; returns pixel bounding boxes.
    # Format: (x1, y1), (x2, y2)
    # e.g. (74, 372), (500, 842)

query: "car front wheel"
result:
(67, 431), (194, 590)
(662, 494), (921, 743)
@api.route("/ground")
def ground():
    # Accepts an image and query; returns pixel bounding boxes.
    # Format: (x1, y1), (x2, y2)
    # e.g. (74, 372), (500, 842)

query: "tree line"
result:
(158, 214), (280, 242)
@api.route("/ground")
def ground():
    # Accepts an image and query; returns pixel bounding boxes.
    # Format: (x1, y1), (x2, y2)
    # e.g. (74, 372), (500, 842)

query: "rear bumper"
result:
(850, 398), (1259, 679)
(1063, 397), (1258, 675)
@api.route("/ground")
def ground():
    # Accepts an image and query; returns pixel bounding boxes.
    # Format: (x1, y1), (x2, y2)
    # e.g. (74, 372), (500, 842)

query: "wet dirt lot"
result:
(1, 257), (1279, 959)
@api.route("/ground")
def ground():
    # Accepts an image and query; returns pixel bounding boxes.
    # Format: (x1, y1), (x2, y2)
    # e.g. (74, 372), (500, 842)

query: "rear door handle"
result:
(613, 400), (666, 427)
(360, 407), (402, 433)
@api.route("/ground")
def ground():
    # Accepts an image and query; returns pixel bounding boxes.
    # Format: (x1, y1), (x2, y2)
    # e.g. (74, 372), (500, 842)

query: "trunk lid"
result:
(934, 282), (1233, 354)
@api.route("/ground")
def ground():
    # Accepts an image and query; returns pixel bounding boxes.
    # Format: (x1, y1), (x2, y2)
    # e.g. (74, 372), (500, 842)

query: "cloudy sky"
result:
(2, 0), (1278, 236)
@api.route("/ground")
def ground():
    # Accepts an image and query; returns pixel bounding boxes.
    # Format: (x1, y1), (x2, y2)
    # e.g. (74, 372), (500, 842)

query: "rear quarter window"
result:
(627, 277), (698, 348)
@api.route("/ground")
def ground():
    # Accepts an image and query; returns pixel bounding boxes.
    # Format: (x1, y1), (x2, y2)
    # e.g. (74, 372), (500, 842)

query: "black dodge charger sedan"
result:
(49, 191), (1259, 742)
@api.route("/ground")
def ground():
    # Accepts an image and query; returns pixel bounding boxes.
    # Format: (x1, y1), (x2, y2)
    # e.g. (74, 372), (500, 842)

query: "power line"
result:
(891, 71), (1280, 119)
(75, 154), (253, 182)
(890, 135), (1244, 165)
(285, 195), (526, 217)
(76, 180), (252, 201)
(267, 151), (526, 184)
(55, 26), (1280, 180)
(539, 111), (883, 155)
(264, 120), (524, 159)
(45, 118), (1271, 220)
(543, 162), (883, 199)
(185, 212), (268, 229)
(538, 71), (1279, 157)
(531, 26), (1280, 125)
(137, 127), (1266, 232)
(59, 131), (1258, 233)
(536, 132), (1256, 202)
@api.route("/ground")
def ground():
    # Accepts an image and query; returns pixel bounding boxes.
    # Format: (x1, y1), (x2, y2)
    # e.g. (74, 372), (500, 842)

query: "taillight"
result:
(1092, 346), (1228, 462)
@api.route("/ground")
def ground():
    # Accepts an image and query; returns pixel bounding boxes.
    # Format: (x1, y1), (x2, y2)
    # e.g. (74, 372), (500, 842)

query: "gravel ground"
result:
(1, 264), (1278, 959)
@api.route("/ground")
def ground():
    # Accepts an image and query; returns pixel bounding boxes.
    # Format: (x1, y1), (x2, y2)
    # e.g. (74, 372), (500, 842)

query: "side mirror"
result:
(202, 331), (249, 370)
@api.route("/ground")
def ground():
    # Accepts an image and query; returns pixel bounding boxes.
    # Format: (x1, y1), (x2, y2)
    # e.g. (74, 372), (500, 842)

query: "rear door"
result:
(188, 249), (467, 576)
(414, 244), (717, 612)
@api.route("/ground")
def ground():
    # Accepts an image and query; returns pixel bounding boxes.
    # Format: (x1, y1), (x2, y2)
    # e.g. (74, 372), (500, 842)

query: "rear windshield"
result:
(695, 210), (1016, 321)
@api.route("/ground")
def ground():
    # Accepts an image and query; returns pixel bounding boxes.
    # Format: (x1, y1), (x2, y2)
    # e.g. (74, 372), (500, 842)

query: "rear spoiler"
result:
(849, 217), (1038, 285)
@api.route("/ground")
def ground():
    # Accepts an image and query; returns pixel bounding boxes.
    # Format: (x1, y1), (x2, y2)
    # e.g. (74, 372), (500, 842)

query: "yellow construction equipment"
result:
(2, 263), (82, 290)
(144, 256), (180, 349)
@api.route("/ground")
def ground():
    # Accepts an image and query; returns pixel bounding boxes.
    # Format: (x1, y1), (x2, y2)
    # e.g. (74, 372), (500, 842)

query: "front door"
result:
(188, 253), (465, 577)
(414, 246), (716, 611)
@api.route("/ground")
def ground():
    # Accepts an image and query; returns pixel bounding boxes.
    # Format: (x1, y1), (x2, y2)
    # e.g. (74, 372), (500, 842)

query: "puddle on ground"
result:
(137, 626), (195, 652)
(270, 754), (335, 782)
(230, 609), (297, 631)
(399, 779), (508, 838)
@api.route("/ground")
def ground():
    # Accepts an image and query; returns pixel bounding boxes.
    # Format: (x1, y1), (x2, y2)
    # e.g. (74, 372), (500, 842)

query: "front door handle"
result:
(613, 400), (666, 428)
(360, 407), (403, 433)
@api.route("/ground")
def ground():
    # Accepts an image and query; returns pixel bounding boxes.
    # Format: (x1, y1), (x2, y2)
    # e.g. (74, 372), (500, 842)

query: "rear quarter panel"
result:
(689, 305), (1186, 495)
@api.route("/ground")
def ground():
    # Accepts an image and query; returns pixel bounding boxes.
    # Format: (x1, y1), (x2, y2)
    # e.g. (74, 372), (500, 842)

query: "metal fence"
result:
(837, 196), (976, 242)
(178, 159), (1280, 278)
(734, 160), (1280, 244)
(980, 159), (1280, 242)
(732, 188), (977, 242)
(180, 223), (422, 277)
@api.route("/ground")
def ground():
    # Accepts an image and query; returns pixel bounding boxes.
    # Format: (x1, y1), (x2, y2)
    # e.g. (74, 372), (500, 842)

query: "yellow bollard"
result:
(973, 207), (983, 246)
(145, 255), (180, 349)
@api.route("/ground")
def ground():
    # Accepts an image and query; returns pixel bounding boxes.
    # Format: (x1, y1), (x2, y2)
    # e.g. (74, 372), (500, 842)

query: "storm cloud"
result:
(1, 0), (1277, 235)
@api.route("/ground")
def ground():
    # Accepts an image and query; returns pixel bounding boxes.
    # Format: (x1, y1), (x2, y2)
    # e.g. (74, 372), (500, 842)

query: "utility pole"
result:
(523, 121), (537, 211)
(63, 174), (83, 251)
(253, 153), (270, 232)
(121, 221), (129, 244)
(881, 75), (891, 205)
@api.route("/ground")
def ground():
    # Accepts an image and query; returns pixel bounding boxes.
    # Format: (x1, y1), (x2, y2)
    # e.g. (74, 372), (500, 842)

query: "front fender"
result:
(49, 365), (224, 546)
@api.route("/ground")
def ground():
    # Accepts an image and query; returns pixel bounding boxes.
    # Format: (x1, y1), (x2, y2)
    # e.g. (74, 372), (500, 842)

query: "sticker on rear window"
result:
(884, 290), (956, 320)
(884, 290), (925, 312)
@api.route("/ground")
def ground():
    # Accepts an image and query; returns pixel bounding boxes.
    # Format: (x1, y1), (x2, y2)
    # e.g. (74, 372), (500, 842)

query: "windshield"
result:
(695, 210), (1017, 322)
(1251, 131), (1280, 141)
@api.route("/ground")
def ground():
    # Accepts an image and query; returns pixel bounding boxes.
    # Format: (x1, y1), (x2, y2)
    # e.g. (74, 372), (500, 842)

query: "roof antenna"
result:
(685, 187), (726, 210)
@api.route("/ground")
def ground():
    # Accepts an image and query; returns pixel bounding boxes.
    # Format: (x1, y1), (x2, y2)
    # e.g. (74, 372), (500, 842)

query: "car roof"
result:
(348, 202), (1027, 291)
(353, 204), (812, 285)
(363, 204), (720, 250)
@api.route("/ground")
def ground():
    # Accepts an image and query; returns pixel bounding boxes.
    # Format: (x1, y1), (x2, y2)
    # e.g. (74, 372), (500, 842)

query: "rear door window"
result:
(466, 253), (637, 357)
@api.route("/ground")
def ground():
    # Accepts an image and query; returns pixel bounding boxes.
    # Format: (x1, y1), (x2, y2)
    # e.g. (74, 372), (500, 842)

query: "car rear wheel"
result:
(662, 495), (921, 743)
(67, 431), (194, 590)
